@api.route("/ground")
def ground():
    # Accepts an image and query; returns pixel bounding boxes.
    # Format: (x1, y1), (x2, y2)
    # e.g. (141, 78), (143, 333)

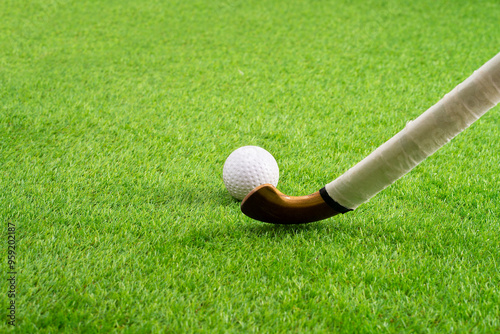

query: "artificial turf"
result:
(1, 0), (499, 332)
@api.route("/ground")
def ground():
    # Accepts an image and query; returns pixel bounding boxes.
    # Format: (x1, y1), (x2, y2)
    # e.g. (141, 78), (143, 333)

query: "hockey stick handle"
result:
(324, 52), (500, 210)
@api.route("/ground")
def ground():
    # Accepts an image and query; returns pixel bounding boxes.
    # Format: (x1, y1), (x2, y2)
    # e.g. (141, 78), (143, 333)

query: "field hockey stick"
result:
(241, 52), (500, 224)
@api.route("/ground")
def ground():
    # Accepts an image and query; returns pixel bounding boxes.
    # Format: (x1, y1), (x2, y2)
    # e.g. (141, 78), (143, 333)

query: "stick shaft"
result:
(325, 53), (500, 210)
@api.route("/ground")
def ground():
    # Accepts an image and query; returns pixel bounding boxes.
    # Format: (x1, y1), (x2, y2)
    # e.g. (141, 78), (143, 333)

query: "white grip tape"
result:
(325, 53), (500, 210)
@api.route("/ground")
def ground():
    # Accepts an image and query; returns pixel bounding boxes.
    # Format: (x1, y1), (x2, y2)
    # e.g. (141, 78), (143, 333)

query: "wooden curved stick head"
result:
(240, 184), (340, 224)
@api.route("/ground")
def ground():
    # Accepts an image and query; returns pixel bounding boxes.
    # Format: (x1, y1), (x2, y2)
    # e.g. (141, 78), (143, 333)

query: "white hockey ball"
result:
(223, 146), (279, 201)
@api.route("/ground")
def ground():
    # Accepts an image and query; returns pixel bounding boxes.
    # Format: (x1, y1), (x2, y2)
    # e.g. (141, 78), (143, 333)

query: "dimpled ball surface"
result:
(223, 146), (279, 200)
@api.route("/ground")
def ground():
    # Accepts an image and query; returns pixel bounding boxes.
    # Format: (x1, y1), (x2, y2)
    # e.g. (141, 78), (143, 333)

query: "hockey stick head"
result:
(240, 184), (341, 224)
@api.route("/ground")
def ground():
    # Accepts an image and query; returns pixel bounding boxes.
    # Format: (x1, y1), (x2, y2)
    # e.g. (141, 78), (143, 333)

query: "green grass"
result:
(1, 0), (499, 332)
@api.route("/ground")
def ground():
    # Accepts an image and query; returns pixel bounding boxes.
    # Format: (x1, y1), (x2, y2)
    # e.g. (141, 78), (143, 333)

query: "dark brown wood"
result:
(241, 184), (340, 224)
